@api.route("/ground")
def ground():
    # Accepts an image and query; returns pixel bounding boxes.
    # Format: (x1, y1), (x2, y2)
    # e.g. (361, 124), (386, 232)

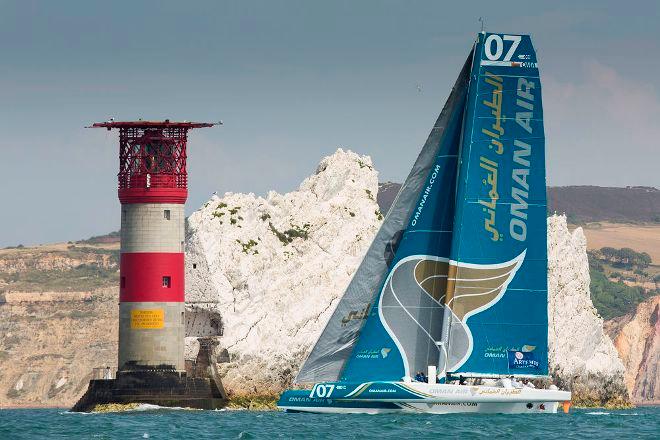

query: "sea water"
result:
(0, 406), (658, 439)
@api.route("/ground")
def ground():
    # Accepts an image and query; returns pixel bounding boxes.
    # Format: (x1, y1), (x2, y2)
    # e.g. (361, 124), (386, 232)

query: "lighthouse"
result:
(73, 120), (226, 411)
(99, 120), (213, 372)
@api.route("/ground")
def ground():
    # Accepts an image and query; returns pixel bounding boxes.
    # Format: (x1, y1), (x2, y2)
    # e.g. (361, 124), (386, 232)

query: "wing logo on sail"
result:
(378, 251), (525, 379)
(445, 250), (525, 321)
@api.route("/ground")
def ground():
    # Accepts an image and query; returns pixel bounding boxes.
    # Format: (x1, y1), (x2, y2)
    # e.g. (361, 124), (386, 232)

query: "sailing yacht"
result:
(278, 32), (572, 414)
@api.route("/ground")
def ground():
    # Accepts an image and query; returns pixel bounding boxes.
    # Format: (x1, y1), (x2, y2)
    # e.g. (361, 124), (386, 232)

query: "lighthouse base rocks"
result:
(71, 338), (227, 412)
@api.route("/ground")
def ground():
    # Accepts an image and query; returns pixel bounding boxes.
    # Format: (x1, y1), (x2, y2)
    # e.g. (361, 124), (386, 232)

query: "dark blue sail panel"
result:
(339, 54), (473, 383)
(295, 52), (472, 383)
(445, 33), (548, 377)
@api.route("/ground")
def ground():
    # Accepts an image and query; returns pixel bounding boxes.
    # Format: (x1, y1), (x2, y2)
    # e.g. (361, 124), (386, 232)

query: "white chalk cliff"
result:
(185, 149), (381, 395)
(185, 149), (627, 402)
(547, 216), (627, 403)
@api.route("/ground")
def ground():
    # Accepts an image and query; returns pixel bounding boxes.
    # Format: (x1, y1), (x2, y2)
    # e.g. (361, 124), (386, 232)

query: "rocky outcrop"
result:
(185, 149), (381, 396)
(0, 243), (119, 293)
(0, 245), (117, 274)
(0, 287), (118, 408)
(2, 291), (93, 303)
(547, 216), (628, 406)
(605, 295), (660, 404)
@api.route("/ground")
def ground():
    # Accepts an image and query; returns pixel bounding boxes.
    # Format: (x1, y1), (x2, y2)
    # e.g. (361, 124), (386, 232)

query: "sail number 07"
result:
(309, 384), (335, 398)
(484, 34), (522, 62)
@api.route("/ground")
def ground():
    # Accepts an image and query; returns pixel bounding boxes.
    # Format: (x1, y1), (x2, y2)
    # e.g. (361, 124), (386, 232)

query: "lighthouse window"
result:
(120, 277), (126, 288)
(164, 209), (171, 220)
(162, 276), (171, 288)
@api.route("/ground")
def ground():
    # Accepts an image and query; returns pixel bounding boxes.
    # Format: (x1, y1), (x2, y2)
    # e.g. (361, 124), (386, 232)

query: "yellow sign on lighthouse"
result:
(131, 309), (165, 329)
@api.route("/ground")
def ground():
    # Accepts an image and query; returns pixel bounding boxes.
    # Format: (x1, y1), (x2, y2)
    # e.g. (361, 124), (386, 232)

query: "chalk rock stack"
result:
(185, 149), (381, 395)
(547, 215), (628, 405)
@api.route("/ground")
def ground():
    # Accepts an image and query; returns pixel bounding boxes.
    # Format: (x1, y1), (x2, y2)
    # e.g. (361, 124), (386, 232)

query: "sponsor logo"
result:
(355, 348), (392, 360)
(484, 351), (506, 358)
(433, 402), (478, 407)
(411, 164), (441, 227)
(477, 387), (522, 396)
(484, 345), (537, 360)
(508, 350), (539, 369)
(288, 396), (327, 403)
(368, 388), (397, 393)
(428, 387), (470, 396)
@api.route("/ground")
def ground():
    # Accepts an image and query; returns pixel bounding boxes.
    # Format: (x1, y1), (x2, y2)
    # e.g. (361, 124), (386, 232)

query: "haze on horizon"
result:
(1, 0), (658, 247)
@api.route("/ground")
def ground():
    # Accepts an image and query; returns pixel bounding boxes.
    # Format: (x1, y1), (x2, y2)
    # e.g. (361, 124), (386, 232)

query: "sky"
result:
(1, 0), (659, 247)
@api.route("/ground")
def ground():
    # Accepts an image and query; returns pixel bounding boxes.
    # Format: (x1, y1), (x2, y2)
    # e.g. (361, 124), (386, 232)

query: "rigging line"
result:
(412, 260), (448, 308)
(382, 305), (446, 309)
(404, 230), (453, 234)
(419, 274), (449, 285)
(388, 273), (442, 346)
(437, 343), (449, 377)
(447, 284), (506, 304)
(448, 269), (515, 282)
(452, 283), (507, 290)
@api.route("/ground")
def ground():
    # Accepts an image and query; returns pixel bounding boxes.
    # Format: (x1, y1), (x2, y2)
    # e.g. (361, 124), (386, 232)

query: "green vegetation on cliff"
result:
(588, 247), (657, 320)
(590, 270), (650, 320)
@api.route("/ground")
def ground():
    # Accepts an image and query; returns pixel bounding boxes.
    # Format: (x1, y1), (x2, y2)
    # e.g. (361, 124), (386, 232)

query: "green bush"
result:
(590, 270), (650, 320)
(269, 222), (310, 245)
(598, 247), (652, 269)
(236, 239), (259, 255)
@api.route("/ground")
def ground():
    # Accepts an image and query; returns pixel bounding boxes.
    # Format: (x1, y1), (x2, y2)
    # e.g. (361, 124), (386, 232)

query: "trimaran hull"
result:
(278, 382), (571, 414)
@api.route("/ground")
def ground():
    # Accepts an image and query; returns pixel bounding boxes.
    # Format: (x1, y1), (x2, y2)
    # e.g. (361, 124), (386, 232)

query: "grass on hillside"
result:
(0, 264), (119, 292)
(0, 246), (119, 292)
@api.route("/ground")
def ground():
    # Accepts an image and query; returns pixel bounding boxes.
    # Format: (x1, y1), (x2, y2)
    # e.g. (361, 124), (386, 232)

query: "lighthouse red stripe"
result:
(120, 253), (184, 302)
(119, 188), (188, 204)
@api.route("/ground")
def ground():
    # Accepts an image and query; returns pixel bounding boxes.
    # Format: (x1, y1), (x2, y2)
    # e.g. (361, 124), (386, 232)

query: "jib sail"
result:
(295, 54), (473, 384)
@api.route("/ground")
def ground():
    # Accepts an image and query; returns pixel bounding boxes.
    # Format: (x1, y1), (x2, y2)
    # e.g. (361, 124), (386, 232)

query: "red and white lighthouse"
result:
(92, 120), (216, 372)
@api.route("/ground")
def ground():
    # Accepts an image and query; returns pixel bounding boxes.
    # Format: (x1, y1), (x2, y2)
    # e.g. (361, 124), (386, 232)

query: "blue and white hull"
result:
(278, 382), (571, 415)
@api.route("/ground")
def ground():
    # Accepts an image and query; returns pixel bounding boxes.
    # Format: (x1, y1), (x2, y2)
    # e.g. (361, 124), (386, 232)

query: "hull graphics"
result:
(278, 382), (569, 415)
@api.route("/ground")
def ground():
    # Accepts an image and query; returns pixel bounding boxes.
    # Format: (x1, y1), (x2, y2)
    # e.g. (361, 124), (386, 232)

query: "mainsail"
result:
(295, 53), (473, 384)
(441, 32), (548, 377)
(296, 32), (548, 384)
